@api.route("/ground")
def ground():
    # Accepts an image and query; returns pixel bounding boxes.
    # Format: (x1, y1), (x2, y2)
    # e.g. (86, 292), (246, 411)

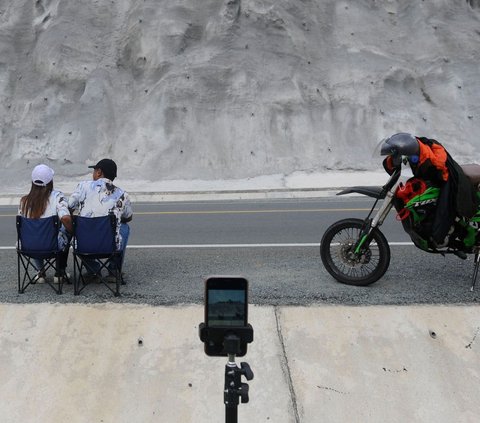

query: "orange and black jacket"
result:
(384, 136), (478, 243)
(417, 137), (477, 220)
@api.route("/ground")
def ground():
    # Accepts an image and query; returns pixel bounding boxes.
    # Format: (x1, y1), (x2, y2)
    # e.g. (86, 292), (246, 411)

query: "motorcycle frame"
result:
(337, 165), (402, 253)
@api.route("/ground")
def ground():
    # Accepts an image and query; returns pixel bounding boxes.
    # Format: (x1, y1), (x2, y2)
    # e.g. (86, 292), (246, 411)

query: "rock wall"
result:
(1, 0), (479, 185)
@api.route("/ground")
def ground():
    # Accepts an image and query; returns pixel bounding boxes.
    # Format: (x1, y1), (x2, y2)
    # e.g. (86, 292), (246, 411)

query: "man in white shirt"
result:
(69, 159), (133, 277)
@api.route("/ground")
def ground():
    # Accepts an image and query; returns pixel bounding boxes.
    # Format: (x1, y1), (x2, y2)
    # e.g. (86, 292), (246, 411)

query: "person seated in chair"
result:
(18, 164), (73, 283)
(68, 159), (133, 280)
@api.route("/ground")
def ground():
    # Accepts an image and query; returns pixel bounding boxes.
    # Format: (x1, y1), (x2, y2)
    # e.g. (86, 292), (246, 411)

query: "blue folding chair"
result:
(16, 215), (69, 294)
(72, 214), (124, 296)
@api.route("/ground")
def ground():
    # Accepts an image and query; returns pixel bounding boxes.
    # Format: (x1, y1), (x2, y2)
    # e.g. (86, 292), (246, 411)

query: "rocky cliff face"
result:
(1, 0), (479, 186)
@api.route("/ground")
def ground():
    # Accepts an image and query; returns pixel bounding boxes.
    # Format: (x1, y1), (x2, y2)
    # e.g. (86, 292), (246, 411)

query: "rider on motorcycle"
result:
(381, 133), (478, 246)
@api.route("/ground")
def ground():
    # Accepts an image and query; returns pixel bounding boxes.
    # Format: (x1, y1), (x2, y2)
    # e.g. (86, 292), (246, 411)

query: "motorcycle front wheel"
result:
(320, 218), (391, 286)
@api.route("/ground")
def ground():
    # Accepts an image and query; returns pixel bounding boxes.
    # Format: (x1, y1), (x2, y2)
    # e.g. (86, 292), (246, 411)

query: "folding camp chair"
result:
(72, 214), (124, 297)
(16, 215), (69, 294)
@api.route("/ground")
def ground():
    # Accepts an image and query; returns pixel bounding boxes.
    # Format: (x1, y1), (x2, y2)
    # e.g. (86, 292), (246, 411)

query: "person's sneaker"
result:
(32, 272), (46, 284)
(54, 272), (71, 284)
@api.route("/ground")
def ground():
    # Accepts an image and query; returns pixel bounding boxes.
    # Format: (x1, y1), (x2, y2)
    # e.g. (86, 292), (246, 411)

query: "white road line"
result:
(127, 242), (414, 248)
(0, 242), (414, 250)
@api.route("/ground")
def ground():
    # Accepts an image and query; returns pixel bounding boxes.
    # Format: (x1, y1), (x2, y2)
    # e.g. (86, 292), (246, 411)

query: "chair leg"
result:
(42, 258), (62, 295)
(17, 254), (24, 294)
(17, 254), (36, 294)
(53, 256), (63, 295)
(73, 254), (81, 295)
(115, 270), (120, 297)
(72, 254), (123, 297)
(471, 251), (480, 292)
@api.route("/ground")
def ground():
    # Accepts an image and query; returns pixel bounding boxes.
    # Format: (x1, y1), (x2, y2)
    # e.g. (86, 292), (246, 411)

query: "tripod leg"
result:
(471, 251), (480, 292)
(225, 405), (238, 423)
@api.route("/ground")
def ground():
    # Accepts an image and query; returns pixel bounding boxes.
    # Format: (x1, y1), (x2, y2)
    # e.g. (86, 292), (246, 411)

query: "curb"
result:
(0, 187), (345, 205)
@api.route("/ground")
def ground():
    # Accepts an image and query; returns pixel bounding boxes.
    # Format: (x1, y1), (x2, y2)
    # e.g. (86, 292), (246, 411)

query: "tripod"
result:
(199, 324), (255, 422)
(224, 335), (254, 423)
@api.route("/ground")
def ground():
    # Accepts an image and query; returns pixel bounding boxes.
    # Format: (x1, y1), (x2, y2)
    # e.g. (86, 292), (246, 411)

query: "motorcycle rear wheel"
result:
(320, 218), (390, 286)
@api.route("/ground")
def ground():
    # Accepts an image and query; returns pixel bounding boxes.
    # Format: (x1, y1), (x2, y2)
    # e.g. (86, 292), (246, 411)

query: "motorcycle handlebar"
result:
(382, 167), (401, 193)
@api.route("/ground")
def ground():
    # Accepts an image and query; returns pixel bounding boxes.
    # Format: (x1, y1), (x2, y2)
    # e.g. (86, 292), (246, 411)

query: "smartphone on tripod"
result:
(203, 276), (249, 356)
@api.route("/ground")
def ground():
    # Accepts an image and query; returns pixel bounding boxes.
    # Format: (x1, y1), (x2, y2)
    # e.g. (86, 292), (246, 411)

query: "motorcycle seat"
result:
(460, 164), (480, 186)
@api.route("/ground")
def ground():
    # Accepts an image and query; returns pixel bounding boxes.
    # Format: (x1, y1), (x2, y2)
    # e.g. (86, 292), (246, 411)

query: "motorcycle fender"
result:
(336, 186), (386, 199)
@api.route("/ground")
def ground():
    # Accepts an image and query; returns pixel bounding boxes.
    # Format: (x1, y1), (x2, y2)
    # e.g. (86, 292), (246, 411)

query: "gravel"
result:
(2, 246), (479, 306)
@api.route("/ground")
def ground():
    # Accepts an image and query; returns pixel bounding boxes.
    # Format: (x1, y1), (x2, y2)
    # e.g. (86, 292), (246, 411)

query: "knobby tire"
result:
(320, 218), (390, 286)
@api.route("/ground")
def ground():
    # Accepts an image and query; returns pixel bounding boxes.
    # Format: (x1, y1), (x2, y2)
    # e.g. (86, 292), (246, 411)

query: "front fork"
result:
(354, 189), (395, 253)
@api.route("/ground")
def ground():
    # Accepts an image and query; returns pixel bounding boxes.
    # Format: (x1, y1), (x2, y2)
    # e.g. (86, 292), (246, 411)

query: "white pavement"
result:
(0, 303), (479, 423)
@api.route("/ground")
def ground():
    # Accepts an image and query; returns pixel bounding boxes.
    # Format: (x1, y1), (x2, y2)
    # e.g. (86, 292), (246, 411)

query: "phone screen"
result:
(205, 277), (248, 328)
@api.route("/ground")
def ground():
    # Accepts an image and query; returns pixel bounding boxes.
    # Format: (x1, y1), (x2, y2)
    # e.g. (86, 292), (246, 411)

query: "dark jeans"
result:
(82, 223), (130, 275)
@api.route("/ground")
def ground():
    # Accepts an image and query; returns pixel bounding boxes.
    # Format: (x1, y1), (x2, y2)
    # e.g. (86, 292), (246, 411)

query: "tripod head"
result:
(225, 357), (254, 405)
(223, 333), (255, 423)
(199, 324), (254, 357)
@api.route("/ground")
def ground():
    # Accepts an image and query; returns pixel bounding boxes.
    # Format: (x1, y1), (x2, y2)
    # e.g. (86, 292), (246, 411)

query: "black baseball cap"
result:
(88, 158), (117, 180)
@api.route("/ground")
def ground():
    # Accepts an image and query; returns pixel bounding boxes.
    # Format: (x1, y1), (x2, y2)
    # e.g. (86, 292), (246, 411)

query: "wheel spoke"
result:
(329, 227), (381, 278)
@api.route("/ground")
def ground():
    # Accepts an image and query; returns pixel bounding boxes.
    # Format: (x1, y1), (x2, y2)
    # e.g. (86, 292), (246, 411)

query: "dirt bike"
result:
(320, 135), (480, 291)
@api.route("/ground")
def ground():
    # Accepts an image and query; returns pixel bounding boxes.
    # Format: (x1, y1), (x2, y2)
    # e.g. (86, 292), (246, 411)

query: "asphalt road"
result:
(1, 198), (479, 305)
